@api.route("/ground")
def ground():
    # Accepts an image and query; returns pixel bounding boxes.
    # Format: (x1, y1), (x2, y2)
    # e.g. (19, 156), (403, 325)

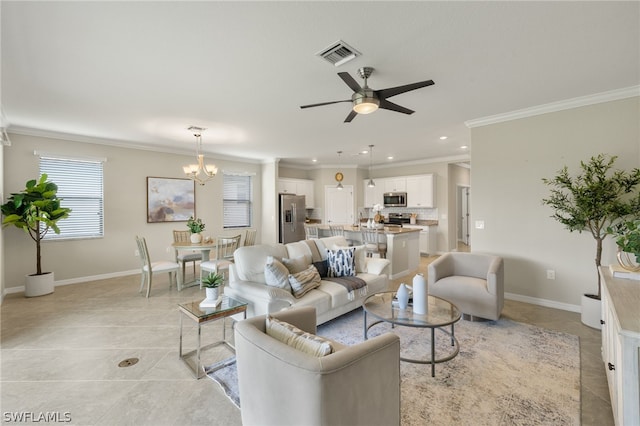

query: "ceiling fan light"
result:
(353, 97), (380, 114)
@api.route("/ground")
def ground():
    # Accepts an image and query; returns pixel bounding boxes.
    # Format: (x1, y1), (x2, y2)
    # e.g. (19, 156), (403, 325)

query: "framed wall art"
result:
(146, 177), (195, 223)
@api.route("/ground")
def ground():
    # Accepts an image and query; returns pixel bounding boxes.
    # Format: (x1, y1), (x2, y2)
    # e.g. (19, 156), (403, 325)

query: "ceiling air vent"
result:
(316, 40), (360, 67)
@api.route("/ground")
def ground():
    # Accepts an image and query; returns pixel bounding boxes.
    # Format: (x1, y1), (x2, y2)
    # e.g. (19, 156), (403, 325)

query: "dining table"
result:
(172, 240), (217, 289)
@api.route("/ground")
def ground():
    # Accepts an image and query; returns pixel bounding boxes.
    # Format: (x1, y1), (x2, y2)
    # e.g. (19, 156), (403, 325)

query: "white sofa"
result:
(225, 236), (391, 324)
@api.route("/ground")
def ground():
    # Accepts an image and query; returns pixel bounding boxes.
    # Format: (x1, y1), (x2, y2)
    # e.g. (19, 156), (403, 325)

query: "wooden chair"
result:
(200, 234), (242, 287)
(135, 236), (181, 297)
(361, 228), (387, 259)
(173, 230), (202, 284)
(243, 229), (257, 246)
(304, 224), (319, 239)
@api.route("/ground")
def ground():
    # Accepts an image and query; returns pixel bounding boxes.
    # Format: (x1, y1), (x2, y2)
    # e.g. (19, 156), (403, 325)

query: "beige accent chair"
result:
(235, 306), (400, 426)
(428, 252), (504, 321)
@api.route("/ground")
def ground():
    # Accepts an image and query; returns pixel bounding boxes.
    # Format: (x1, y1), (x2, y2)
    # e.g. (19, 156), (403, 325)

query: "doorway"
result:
(457, 185), (471, 251)
(325, 185), (354, 225)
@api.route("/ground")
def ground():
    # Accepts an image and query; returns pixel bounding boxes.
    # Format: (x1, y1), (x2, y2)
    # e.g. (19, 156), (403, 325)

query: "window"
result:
(39, 155), (104, 240)
(223, 173), (253, 228)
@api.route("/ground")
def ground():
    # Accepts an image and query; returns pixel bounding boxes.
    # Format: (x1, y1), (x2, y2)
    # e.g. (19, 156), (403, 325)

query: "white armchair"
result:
(235, 306), (400, 426)
(428, 252), (504, 321)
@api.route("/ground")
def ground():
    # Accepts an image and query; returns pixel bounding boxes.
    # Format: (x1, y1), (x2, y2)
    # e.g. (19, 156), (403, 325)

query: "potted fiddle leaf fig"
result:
(186, 216), (205, 243)
(542, 154), (640, 328)
(1, 174), (72, 297)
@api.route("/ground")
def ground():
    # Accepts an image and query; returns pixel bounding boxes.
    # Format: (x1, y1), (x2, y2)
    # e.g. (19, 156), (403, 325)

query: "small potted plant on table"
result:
(186, 216), (205, 244)
(200, 271), (224, 308)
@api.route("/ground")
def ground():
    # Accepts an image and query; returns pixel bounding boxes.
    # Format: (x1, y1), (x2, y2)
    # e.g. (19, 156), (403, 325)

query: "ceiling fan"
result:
(300, 67), (434, 123)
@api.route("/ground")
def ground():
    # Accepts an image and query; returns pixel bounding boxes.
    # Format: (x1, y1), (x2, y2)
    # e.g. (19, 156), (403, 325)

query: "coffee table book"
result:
(608, 264), (640, 281)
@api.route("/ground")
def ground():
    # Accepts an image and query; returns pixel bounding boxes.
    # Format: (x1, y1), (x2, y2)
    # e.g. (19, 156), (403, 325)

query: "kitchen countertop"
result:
(317, 225), (421, 235)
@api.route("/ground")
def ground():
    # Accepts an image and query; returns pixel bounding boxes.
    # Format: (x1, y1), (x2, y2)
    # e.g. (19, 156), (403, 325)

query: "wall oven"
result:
(383, 192), (407, 207)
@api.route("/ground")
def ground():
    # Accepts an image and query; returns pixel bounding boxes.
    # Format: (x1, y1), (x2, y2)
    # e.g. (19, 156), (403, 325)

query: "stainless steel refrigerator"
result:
(279, 194), (306, 243)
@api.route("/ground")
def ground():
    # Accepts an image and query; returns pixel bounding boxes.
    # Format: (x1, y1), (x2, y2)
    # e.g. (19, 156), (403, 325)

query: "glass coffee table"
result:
(363, 291), (461, 377)
(178, 295), (248, 379)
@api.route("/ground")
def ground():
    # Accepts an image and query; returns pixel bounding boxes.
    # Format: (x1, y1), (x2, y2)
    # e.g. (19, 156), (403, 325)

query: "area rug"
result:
(208, 308), (580, 425)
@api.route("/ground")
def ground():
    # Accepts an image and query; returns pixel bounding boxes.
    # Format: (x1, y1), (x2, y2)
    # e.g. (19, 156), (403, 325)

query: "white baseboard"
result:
(505, 292), (580, 313)
(2, 269), (139, 297)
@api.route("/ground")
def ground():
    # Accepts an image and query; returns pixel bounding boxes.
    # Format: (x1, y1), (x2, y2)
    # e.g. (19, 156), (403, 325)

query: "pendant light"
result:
(367, 144), (375, 188)
(336, 151), (344, 190)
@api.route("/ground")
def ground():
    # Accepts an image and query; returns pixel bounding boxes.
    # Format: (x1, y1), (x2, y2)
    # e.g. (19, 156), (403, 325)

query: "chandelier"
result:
(183, 126), (217, 185)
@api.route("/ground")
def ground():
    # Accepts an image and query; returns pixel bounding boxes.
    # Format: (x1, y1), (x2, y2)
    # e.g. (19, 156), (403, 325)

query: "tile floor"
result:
(1, 255), (613, 425)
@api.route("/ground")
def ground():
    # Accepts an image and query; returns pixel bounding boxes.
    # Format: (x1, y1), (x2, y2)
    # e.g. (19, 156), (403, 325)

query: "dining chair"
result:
(361, 228), (387, 259)
(329, 225), (344, 236)
(243, 229), (257, 246)
(135, 236), (181, 297)
(173, 230), (202, 284)
(304, 224), (319, 239)
(199, 234), (242, 287)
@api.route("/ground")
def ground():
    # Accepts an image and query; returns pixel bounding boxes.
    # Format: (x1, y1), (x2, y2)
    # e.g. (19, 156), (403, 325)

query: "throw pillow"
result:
(282, 256), (308, 274)
(288, 265), (321, 298)
(312, 259), (329, 278)
(333, 244), (366, 273)
(326, 248), (356, 278)
(264, 256), (292, 293)
(266, 316), (333, 357)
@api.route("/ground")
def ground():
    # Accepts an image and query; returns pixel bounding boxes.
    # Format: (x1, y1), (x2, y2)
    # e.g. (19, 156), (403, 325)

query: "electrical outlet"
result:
(546, 269), (555, 280)
(134, 249), (139, 257)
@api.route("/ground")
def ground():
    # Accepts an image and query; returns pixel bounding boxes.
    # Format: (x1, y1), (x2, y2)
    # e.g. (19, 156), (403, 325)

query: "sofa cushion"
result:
(284, 241), (313, 265)
(313, 259), (329, 278)
(265, 316), (333, 356)
(283, 256), (308, 274)
(327, 248), (356, 277)
(234, 244), (288, 283)
(333, 244), (366, 273)
(289, 265), (321, 298)
(315, 236), (350, 259)
(264, 256), (292, 293)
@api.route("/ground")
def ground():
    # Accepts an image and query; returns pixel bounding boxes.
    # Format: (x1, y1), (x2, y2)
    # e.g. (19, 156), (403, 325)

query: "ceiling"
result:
(2, 1), (639, 168)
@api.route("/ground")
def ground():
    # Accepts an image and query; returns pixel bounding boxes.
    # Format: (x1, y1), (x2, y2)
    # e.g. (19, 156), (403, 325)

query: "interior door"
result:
(460, 186), (470, 245)
(325, 185), (354, 225)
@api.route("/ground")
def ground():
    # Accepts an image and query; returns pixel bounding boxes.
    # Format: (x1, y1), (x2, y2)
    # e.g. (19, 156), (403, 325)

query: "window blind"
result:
(39, 156), (104, 239)
(223, 174), (252, 228)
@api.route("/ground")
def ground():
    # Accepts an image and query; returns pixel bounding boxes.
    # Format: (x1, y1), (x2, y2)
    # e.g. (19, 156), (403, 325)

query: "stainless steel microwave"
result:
(383, 192), (407, 207)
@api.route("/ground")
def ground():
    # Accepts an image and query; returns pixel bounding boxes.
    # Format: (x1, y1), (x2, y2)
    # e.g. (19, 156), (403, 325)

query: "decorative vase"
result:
(190, 233), (202, 244)
(412, 273), (428, 315)
(616, 248), (640, 272)
(25, 272), (54, 297)
(205, 287), (219, 301)
(396, 283), (410, 309)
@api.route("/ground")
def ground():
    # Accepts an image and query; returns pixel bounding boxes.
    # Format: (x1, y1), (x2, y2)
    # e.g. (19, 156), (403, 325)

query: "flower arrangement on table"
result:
(186, 216), (205, 233)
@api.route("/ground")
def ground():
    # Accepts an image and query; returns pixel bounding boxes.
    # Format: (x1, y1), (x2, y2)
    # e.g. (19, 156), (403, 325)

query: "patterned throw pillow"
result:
(333, 244), (366, 273)
(326, 248), (356, 277)
(288, 265), (321, 298)
(264, 256), (292, 293)
(266, 316), (333, 357)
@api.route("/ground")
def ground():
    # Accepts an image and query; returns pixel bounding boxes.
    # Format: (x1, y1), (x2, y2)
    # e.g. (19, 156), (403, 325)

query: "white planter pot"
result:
(581, 294), (602, 330)
(25, 272), (54, 297)
(190, 233), (202, 244)
(205, 287), (219, 301)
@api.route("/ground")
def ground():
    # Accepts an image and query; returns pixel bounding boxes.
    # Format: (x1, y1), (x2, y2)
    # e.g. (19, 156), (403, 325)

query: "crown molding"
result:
(465, 85), (640, 128)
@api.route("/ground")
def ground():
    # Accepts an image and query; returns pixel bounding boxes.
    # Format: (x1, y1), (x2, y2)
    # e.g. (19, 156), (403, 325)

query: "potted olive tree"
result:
(1, 174), (72, 297)
(186, 216), (205, 244)
(542, 154), (640, 328)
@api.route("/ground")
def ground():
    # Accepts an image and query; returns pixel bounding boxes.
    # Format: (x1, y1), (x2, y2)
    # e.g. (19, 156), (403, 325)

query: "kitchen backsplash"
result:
(359, 207), (438, 221)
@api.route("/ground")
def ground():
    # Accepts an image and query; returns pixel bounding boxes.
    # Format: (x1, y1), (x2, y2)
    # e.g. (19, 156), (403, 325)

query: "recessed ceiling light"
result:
(387, 156), (394, 160)
(460, 145), (468, 150)
(312, 159), (317, 162)
(361, 150), (369, 154)
(439, 136), (448, 140)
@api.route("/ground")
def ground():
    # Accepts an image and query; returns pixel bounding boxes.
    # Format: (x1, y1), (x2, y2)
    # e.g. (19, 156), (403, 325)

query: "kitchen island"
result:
(317, 225), (421, 279)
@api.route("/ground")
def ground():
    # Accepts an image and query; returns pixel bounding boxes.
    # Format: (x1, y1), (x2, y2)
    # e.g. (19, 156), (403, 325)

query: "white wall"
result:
(2, 133), (263, 292)
(471, 96), (639, 309)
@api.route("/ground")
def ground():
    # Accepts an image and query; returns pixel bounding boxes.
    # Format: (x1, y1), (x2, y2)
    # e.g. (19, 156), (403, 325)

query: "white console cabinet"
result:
(600, 267), (640, 426)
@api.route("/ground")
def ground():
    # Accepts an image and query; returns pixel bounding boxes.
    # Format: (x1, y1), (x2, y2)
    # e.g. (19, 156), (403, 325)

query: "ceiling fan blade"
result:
(344, 110), (358, 123)
(300, 100), (351, 109)
(338, 72), (362, 92)
(379, 99), (414, 115)
(376, 79), (434, 99)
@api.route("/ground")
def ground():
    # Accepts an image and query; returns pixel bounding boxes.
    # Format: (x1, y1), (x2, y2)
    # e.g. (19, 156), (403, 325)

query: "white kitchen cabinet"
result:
(278, 178), (315, 208)
(404, 225), (437, 255)
(363, 179), (385, 208)
(600, 267), (640, 426)
(406, 174), (435, 207)
(384, 177), (406, 193)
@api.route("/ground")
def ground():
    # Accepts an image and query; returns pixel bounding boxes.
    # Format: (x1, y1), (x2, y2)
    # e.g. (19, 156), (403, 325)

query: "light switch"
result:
(475, 220), (485, 229)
